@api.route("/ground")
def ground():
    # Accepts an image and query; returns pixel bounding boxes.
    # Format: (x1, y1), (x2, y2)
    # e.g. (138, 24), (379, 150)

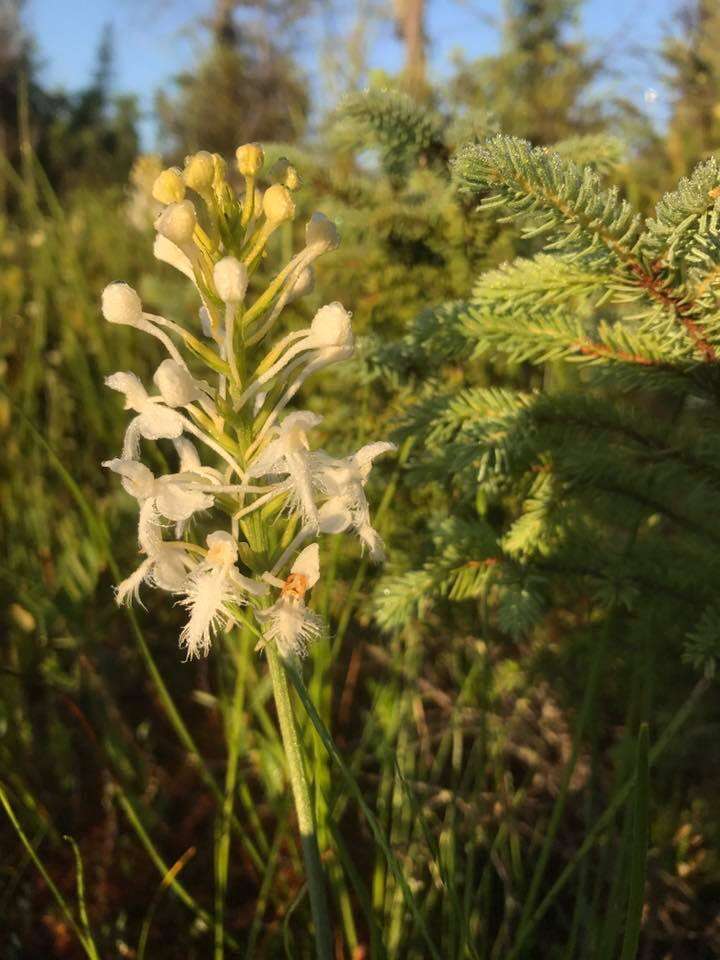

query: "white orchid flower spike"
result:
(103, 141), (393, 668)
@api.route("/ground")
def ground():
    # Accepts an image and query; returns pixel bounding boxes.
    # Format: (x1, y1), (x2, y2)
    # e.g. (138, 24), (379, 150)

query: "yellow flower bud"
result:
(212, 153), (227, 191)
(270, 156), (301, 191)
(183, 151), (215, 193)
(152, 167), (186, 205)
(236, 142), (264, 176)
(262, 184), (295, 225)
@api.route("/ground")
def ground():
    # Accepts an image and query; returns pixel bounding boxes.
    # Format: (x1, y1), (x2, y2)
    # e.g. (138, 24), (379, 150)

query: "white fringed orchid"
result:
(246, 412), (323, 528)
(102, 458), (216, 525)
(115, 541), (195, 608)
(105, 369), (243, 475)
(239, 302), (354, 408)
(257, 544), (324, 658)
(103, 144), (394, 950)
(314, 442), (396, 561)
(179, 531), (267, 659)
(103, 141), (392, 664)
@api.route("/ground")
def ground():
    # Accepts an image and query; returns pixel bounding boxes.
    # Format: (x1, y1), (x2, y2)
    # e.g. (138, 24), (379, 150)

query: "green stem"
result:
(265, 642), (333, 960)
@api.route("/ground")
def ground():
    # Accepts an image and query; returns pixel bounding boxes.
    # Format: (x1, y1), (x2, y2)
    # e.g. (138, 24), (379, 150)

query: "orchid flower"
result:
(115, 540), (196, 608)
(246, 411), (323, 527)
(257, 544), (324, 658)
(102, 458), (217, 525)
(105, 370), (243, 476)
(314, 442), (396, 561)
(179, 531), (267, 659)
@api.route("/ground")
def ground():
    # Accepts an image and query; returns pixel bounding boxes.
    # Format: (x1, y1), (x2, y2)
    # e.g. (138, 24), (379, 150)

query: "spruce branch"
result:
(334, 89), (448, 179)
(452, 135), (642, 262)
(454, 136), (719, 362)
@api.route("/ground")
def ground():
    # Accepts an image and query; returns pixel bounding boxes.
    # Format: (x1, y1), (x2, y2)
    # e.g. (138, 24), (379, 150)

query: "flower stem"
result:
(265, 640), (333, 960)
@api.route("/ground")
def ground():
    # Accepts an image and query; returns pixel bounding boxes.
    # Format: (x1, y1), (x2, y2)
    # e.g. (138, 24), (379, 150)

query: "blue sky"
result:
(26, 0), (679, 147)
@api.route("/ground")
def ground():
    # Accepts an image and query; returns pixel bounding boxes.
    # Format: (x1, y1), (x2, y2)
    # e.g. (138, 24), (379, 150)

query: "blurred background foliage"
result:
(2, 0), (720, 957)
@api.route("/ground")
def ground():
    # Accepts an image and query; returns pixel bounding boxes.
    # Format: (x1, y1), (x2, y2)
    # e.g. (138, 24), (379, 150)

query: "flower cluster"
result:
(103, 145), (394, 660)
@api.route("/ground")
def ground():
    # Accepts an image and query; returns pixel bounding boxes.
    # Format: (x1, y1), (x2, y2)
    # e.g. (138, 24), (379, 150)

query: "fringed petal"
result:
(114, 558), (154, 608)
(178, 567), (230, 659)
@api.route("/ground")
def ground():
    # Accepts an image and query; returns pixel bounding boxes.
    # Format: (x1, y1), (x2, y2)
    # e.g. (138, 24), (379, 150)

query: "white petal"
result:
(151, 546), (192, 591)
(352, 441), (396, 479)
(281, 411), (322, 437)
(358, 522), (386, 563)
(292, 543), (320, 587)
(205, 530), (238, 565)
(179, 567), (229, 659)
(154, 234), (195, 280)
(258, 599), (324, 657)
(105, 372), (149, 412)
(284, 451), (318, 527)
(137, 405), (185, 441)
(153, 359), (204, 407)
(115, 558), (154, 608)
(174, 437), (202, 472)
(318, 498), (351, 534)
(138, 499), (162, 554)
(173, 438), (223, 483)
(154, 479), (214, 521)
(103, 458), (155, 500)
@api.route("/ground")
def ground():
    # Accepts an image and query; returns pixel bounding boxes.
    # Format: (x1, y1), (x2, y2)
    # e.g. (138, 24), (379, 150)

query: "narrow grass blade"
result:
(63, 835), (101, 960)
(619, 723), (650, 960)
(0, 784), (95, 959)
(137, 847), (197, 960)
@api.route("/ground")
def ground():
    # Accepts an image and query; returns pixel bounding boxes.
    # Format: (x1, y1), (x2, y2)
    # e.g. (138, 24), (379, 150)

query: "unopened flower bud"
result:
(270, 157), (301, 191)
(155, 200), (197, 246)
(153, 359), (203, 407)
(214, 257), (248, 303)
(212, 153), (227, 191)
(306, 212), (340, 251)
(310, 302), (353, 347)
(183, 151), (215, 193)
(102, 283), (143, 325)
(236, 143), (264, 176)
(263, 184), (295, 225)
(152, 167), (186, 205)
